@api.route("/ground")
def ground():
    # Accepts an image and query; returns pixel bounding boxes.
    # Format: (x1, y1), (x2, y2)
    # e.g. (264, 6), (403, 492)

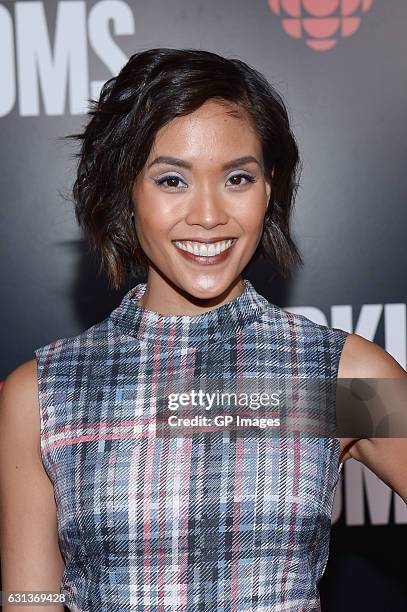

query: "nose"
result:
(185, 185), (229, 229)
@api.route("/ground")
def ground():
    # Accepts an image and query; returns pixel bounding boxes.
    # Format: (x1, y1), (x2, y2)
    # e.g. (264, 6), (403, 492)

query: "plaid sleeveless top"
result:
(35, 278), (348, 611)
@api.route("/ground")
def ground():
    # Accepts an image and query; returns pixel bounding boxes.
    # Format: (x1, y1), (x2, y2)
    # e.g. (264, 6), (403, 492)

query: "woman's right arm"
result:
(0, 359), (66, 611)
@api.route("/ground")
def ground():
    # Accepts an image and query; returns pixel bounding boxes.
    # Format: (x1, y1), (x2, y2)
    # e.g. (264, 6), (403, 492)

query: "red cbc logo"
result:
(268, 0), (373, 51)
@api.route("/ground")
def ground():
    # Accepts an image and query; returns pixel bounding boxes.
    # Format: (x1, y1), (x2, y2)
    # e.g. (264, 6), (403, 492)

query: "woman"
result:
(0, 48), (406, 612)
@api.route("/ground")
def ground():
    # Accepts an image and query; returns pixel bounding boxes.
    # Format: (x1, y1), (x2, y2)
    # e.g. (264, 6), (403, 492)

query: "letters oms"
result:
(0, 0), (135, 117)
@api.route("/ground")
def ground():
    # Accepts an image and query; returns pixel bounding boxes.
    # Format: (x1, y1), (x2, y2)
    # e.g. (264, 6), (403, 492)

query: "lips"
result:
(174, 239), (235, 255)
(173, 238), (238, 266)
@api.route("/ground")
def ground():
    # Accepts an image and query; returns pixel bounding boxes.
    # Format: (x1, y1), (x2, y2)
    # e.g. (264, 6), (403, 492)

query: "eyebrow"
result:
(147, 155), (262, 171)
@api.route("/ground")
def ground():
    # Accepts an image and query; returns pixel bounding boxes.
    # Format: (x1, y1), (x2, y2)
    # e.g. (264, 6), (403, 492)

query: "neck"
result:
(138, 269), (246, 317)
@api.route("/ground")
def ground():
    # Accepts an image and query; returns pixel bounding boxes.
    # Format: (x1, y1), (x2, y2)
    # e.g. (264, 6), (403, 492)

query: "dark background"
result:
(1, 1), (406, 609)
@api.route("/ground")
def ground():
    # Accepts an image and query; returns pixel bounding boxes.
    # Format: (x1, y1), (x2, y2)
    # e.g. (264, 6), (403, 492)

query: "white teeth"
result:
(174, 239), (234, 256)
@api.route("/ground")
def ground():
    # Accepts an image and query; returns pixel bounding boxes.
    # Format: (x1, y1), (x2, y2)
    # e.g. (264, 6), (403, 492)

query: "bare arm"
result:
(0, 359), (66, 611)
(339, 333), (407, 503)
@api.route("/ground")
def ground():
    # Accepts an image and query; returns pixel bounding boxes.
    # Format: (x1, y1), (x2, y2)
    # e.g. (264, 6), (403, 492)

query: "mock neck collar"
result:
(109, 278), (269, 348)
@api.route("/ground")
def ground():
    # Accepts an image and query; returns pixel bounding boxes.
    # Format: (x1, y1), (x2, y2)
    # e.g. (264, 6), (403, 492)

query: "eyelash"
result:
(154, 172), (257, 191)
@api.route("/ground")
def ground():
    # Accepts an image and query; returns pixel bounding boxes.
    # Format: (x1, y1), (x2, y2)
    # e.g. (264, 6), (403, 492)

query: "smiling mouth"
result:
(172, 238), (237, 257)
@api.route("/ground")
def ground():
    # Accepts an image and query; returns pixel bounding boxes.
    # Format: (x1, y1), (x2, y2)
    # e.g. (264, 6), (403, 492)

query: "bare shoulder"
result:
(0, 358), (42, 463)
(1, 358), (39, 389)
(338, 333), (407, 378)
(0, 359), (66, 593)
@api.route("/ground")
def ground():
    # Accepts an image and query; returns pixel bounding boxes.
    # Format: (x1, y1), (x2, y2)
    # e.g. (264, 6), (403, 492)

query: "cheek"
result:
(134, 203), (174, 250)
(135, 188), (178, 226)
(237, 196), (267, 232)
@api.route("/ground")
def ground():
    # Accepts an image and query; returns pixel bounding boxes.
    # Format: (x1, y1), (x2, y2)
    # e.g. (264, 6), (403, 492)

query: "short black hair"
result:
(65, 47), (303, 289)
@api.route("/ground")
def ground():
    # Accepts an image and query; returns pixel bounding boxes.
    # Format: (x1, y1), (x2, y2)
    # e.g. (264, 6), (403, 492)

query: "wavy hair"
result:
(64, 47), (303, 289)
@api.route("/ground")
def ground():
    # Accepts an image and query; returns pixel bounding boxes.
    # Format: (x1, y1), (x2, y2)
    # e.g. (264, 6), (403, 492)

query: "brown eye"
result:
(227, 173), (256, 187)
(166, 178), (180, 188)
(155, 175), (187, 190)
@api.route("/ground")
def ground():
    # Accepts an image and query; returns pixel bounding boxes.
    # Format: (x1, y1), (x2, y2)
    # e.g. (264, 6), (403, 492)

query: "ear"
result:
(265, 180), (272, 202)
(265, 170), (273, 203)
(266, 166), (275, 202)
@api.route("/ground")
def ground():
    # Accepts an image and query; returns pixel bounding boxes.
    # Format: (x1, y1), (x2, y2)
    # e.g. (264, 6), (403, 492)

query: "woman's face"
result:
(131, 99), (272, 300)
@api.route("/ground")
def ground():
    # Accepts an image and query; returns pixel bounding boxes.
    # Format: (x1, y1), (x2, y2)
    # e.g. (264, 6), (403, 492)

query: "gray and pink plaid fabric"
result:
(35, 278), (348, 611)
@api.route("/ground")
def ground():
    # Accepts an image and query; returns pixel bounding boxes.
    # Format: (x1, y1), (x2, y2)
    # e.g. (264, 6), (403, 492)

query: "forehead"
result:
(148, 100), (262, 162)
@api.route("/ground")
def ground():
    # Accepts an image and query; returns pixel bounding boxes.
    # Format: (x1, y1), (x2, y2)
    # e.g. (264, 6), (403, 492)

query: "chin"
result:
(178, 275), (240, 298)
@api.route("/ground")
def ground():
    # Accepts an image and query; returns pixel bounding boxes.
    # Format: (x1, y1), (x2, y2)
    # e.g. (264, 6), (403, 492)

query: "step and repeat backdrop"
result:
(1, 1), (406, 610)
